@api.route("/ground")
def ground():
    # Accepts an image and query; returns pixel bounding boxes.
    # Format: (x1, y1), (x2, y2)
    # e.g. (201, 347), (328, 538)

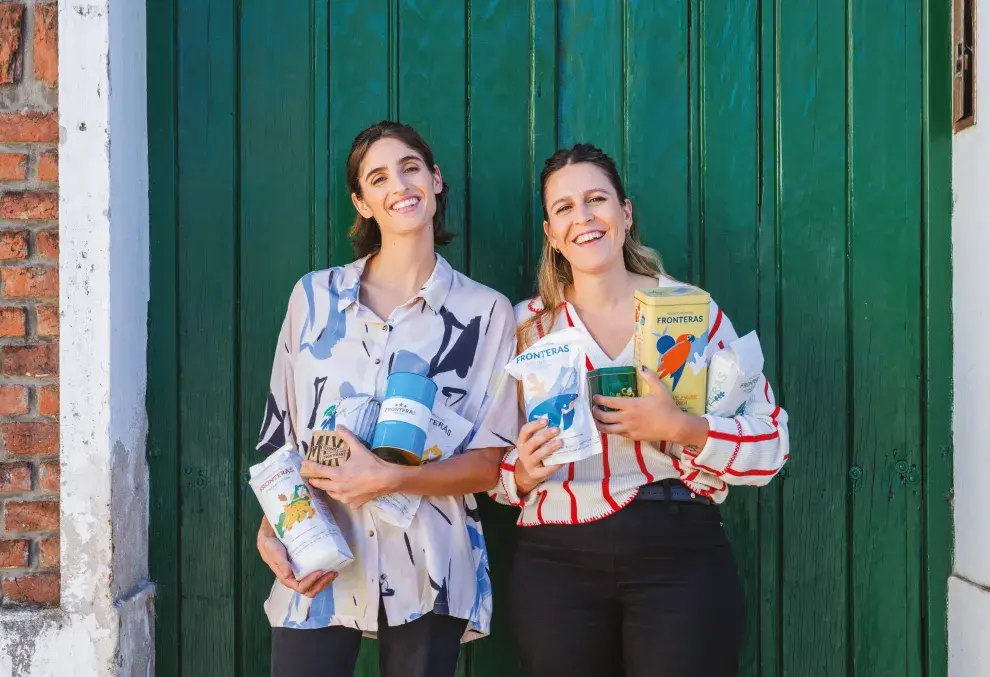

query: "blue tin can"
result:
(372, 372), (438, 465)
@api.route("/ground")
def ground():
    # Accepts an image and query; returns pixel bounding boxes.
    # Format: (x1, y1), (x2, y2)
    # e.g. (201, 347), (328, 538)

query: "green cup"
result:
(587, 366), (638, 411)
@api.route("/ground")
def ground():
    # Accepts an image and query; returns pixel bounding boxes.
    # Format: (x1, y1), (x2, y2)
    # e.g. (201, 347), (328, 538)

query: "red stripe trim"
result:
(718, 340), (725, 350)
(535, 489), (548, 525)
(600, 434), (621, 512)
(563, 303), (595, 370)
(527, 297), (542, 314)
(562, 464), (579, 523)
(709, 430), (780, 444)
(497, 470), (523, 507)
(686, 458), (789, 478)
(770, 406), (781, 424)
(708, 307), (724, 341)
(633, 441), (654, 484)
(764, 379), (771, 403)
(499, 462), (515, 473)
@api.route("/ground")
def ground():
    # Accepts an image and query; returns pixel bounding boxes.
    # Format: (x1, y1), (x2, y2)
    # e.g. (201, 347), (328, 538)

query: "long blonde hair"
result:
(518, 144), (666, 349)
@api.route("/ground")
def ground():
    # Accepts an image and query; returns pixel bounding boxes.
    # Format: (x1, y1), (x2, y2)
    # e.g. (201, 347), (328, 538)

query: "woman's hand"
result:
(257, 516), (337, 598)
(514, 418), (564, 497)
(592, 367), (710, 448)
(305, 427), (403, 509)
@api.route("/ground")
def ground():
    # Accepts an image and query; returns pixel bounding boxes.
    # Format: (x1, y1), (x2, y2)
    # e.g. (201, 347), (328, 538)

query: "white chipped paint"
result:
(951, 5), (990, 677)
(0, 1), (153, 674)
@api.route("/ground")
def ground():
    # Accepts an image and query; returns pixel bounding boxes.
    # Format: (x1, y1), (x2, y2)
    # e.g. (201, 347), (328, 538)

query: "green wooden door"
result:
(147, 1), (953, 676)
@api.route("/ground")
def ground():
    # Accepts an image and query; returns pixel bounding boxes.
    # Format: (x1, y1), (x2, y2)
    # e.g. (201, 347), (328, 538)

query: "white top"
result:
(490, 276), (790, 525)
(257, 253), (518, 640)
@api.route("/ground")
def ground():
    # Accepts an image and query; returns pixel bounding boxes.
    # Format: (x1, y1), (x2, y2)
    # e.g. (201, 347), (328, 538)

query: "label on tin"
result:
(378, 397), (432, 431)
(633, 284), (711, 416)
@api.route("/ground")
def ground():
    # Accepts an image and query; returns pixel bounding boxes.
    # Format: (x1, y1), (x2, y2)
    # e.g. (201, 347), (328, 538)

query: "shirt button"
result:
(383, 325), (391, 332)
(374, 358), (382, 365)
(368, 530), (375, 537)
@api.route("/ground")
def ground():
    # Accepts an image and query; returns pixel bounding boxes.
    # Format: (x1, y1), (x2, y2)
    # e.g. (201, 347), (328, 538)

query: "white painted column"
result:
(0, 1), (153, 675)
(950, 3), (990, 677)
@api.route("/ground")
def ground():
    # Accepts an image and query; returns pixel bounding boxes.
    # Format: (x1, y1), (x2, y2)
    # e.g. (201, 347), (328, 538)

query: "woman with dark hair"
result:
(255, 121), (519, 677)
(491, 144), (790, 677)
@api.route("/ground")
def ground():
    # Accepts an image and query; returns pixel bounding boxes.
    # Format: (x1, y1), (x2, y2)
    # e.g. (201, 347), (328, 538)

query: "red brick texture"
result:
(0, 4), (24, 87)
(0, 0), (59, 607)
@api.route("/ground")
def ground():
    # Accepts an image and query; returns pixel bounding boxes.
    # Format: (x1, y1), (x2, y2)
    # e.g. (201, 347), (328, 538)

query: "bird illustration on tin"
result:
(653, 326), (710, 390)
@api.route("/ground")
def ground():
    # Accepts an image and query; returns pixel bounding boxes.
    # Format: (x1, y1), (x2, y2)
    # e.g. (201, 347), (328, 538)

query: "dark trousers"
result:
(270, 601), (466, 677)
(509, 500), (745, 677)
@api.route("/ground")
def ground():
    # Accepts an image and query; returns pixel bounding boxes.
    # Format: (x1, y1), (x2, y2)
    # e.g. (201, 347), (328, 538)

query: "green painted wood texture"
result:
(146, 1), (953, 675)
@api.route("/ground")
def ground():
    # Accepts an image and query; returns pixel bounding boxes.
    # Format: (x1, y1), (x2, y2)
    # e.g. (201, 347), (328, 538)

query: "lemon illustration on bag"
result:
(274, 484), (316, 538)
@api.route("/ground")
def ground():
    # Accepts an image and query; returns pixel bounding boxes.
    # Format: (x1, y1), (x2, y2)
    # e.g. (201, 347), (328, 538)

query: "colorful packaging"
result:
(633, 285), (711, 415)
(370, 404), (475, 529)
(301, 396), (379, 478)
(505, 327), (602, 466)
(372, 372), (438, 465)
(249, 446), (354, 579)
(705, 331), (764, 416)
(587, 366), (638, 412)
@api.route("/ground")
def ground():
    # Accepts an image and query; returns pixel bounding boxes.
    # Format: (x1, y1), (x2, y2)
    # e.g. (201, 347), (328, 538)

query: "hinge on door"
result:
(953, 0), (976, 132)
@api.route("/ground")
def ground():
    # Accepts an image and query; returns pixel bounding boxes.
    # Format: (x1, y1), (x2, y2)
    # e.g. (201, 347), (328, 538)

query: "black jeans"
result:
(270, 601), (466, 677)
(509, 500), (745, 677)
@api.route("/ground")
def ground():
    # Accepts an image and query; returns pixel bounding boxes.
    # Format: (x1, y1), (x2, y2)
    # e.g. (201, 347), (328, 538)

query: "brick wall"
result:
(0, 0), (59, 607)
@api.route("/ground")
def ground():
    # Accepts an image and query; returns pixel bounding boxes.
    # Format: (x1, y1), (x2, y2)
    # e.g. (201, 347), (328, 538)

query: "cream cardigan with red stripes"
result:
(489, 278), (790, 526)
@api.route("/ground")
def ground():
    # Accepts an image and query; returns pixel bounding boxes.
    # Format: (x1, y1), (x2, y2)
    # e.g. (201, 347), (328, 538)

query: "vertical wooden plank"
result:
(697, 3), (761, 676)
(757, 1), (782, 675)
(849, 1), (924, 676)
(328, 0), (390, 267)
(147, 0), (180, 674)
(903, 7), (926, 677)
(465, 0), (532, 673)
(687, 0), (703, 285)
(238, 2), (319, 676)
(527, 0), (557, 297)
(398, 0), (468, 272)
(922, 1), (954, 675)
(328, 4), (392, 673)
(313, 0), (330, 270)
(624, 1), (691, 281)
(557, 0), (622, 162)
(777, 0), (849, 675)
(176, 0), (238, 674)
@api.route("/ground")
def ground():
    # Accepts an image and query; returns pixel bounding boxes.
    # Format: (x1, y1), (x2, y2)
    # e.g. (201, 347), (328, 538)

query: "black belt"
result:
(635, 480), (713, 506)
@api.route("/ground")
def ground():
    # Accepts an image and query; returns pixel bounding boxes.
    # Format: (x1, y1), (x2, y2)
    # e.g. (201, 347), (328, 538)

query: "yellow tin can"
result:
(633, 285), (711, 416)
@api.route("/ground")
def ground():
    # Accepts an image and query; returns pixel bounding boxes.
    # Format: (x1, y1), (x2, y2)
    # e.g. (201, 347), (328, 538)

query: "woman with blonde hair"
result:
(491, 143), (789, 677)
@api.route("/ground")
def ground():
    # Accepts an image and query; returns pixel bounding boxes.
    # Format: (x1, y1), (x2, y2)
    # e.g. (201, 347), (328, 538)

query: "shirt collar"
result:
(334, 252), (453, 315)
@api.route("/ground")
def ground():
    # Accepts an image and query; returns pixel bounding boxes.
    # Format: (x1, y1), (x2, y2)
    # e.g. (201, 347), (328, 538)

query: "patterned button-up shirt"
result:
(257, 253), (518, 640)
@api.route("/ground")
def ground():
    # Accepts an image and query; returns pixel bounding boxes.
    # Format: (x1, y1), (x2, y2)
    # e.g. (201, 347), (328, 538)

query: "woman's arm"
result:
(304, 428), (505, 508)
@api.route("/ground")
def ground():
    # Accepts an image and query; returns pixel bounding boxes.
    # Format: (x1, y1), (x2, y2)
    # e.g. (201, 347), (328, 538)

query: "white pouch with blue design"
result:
(505, 327), (602, 466)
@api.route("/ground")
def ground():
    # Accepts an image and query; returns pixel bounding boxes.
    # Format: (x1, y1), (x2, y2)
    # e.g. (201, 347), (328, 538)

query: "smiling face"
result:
(350, 136), (444, 242)
(542, 161), (633, 276)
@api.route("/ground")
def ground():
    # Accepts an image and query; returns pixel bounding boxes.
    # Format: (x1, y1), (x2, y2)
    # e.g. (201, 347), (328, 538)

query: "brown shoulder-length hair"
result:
(345, 121), (455, 260)
(519, 143), (667, 349)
